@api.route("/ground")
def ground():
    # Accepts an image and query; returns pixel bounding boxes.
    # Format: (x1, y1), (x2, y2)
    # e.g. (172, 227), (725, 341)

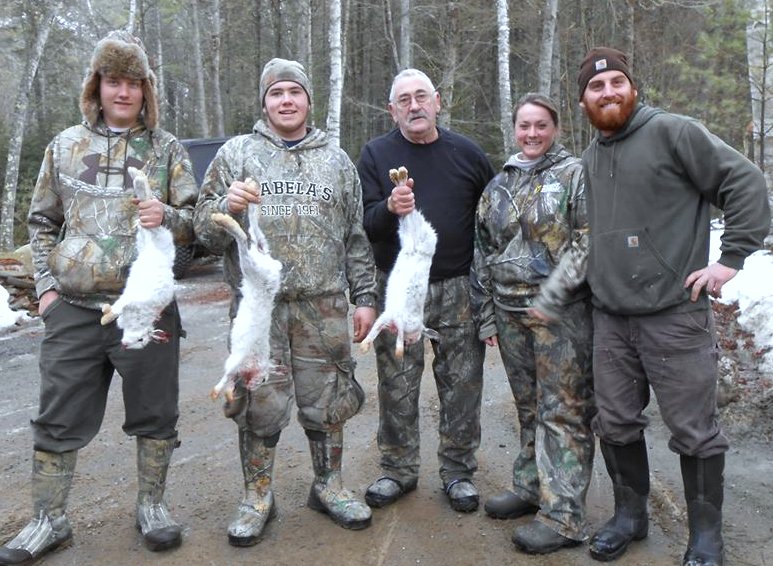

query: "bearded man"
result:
(574, 47), (770, 566)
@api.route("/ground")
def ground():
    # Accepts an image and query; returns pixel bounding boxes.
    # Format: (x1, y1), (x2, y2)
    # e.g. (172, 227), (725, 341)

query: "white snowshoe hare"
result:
(100, 167), (176, 349)
(360, 166), (439, 359)
(209, 184), (282, 401)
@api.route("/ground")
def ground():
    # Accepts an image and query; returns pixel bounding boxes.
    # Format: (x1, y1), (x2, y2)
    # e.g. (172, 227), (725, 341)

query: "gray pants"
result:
(591, 307), (728, 457)
(373, 273), (484, 486)
(33, 298), (182, 452)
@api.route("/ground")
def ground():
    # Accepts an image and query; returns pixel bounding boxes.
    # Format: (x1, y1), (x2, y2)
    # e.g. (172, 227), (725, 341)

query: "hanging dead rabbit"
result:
(209, 180), (282, 401)
(100, 167), (176, 349)
(360, 166), (439, 358)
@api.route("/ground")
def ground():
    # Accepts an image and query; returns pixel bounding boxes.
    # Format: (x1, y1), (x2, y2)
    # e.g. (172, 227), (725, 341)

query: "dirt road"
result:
(1, 260), (771, 565)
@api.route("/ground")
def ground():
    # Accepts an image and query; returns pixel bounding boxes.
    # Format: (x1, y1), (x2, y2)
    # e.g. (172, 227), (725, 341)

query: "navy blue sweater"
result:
(358, 128), (494, 281)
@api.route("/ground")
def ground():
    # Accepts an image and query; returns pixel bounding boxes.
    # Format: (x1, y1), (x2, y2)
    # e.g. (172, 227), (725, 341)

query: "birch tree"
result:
(0, 0), (62, 251)
(400, 0), (412, 69)
(496, 0), (514, 156)
(437, 2), (459, 129)
(210, 0), (225, 136)
(327, 0), (343, 146)
(537, 0), (559, 94)
(191, 0), (210, 137)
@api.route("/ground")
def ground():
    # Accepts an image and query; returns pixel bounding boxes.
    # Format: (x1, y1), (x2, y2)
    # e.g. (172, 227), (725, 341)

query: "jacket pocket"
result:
(48, 234), (136, 295)
(590, 228), (686, 313)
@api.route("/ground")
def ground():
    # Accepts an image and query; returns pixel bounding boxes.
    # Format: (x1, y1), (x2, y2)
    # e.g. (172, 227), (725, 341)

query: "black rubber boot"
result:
(0, 450), (76, 566)
(136, 436), (182, 552)
(589, 439), (649, 562)
(681, 454), (724, 566)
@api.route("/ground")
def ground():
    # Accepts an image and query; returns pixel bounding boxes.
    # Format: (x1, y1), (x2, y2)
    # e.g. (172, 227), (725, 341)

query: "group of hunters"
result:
(0, 29), (769, 566)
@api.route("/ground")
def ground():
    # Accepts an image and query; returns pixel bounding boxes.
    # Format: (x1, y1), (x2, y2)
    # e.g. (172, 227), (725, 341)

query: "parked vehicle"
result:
(174, 137), (231, 278)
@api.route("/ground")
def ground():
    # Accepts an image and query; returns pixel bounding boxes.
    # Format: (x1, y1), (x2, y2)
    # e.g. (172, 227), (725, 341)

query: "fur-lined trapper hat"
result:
(80, 30), (159, 129)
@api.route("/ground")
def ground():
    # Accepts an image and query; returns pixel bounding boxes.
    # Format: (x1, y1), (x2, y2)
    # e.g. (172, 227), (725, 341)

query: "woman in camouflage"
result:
(471, 93), (595, 555)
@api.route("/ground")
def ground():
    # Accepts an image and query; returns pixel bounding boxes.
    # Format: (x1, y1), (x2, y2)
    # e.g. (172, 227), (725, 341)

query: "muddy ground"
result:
(1, 259), (771, 566)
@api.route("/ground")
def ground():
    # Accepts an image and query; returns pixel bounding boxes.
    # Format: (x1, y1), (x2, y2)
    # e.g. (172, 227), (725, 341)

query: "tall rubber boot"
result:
(227, 430), (278, 547)
(0, 450), (77, 565)
(306, 427), (371, 530)
(136, 436), (182, 552)
(681, 454), (724, 566)
(589, 439), (650, 562)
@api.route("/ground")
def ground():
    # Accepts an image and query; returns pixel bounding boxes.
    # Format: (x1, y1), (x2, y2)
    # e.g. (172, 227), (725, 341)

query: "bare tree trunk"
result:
(154, 4), (166, 120)
(302, 0), (314, 124)
(496, 0), (514, 157)
(383, 0), (401, 74)
(211, 0), (226, 136)
(537, 0), (559, 94)
(327, 0), (343, 146)
(192, 0), (210, 137)
(128, 0), (137, 33)
(621, 0), (635, 71)
(400, 0), (411, 69)
(0, 0), (62, 251)
(437, 2), (459, 128)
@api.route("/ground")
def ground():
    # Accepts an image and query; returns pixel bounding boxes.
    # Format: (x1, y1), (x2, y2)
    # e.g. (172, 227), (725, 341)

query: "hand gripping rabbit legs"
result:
(360, 166), (439, 358)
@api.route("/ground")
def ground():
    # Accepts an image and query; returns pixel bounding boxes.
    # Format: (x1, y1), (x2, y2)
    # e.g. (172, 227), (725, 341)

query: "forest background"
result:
(1, 0), (772, 250)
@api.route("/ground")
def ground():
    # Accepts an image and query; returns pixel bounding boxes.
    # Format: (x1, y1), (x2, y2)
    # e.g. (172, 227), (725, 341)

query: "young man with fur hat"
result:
(535, 47), (770, 565)
(194, 57), (378, 545)
(0, 30), (197, 564)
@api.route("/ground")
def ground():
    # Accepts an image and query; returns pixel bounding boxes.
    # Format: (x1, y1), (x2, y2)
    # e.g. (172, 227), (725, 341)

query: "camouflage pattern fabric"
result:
(496, 299), (595, 540)
(193, 120), (377, 308)
(373, 273), (484, 487)
(471, 142), (589, 337)
(224, 293), (364, 436)
(28, 122), (198, 310)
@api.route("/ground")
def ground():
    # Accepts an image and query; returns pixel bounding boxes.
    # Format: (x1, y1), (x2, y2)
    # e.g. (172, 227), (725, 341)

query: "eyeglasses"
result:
(393, 91), (434, 109)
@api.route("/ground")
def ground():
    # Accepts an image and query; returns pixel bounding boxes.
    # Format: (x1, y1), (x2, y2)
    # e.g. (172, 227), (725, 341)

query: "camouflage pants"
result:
(373, 272), (484, 487)
(225, 293), (364, 437)
(495, 298), (595, 540)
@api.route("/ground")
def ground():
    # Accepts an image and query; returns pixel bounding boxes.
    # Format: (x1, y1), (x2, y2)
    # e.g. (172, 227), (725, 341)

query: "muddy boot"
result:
(0, 450), (77, 565)
(306, 428), (371, 530)
(227, 430), (278, 547)
(589, 439), (649, 562)
(136, 436), (182, 552)
(681, 454), (724, 566)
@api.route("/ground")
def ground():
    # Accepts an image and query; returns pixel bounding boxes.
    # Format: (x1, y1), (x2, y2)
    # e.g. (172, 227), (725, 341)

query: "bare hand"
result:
(684, 263), (738, 302)
(133, 197), (165, 228)
(39, 290), (59, 315)
(227, 178), (260, 214)
(352, 306), (377, 343)
(483, 335), (498, 347)
(387, 178), (416, 216)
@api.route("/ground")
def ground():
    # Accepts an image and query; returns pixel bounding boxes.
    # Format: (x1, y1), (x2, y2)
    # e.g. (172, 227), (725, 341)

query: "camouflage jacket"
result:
(28, 121), (198, 310)
(193, 120), (377, 306)
(471, 143), (589, 339)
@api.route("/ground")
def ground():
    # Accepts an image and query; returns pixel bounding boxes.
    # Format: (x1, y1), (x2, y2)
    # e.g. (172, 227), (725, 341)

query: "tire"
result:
(173, 244), (196, 279)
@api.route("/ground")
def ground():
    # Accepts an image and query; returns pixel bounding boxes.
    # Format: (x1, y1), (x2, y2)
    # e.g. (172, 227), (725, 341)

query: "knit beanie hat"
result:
(577, 47), (633, 99)
(259, 58), (311, 106)
(80, 30), (159, 129)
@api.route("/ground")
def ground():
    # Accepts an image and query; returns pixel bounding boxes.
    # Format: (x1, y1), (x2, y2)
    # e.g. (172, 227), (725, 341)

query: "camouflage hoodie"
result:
(471, 142), (589, 339)
(193, 120), (377, 306)
(28, 120), (197, 310)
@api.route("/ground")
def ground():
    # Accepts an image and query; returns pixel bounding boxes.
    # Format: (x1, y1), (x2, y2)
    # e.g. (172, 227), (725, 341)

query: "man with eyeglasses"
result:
(357, 68), (495, 513)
